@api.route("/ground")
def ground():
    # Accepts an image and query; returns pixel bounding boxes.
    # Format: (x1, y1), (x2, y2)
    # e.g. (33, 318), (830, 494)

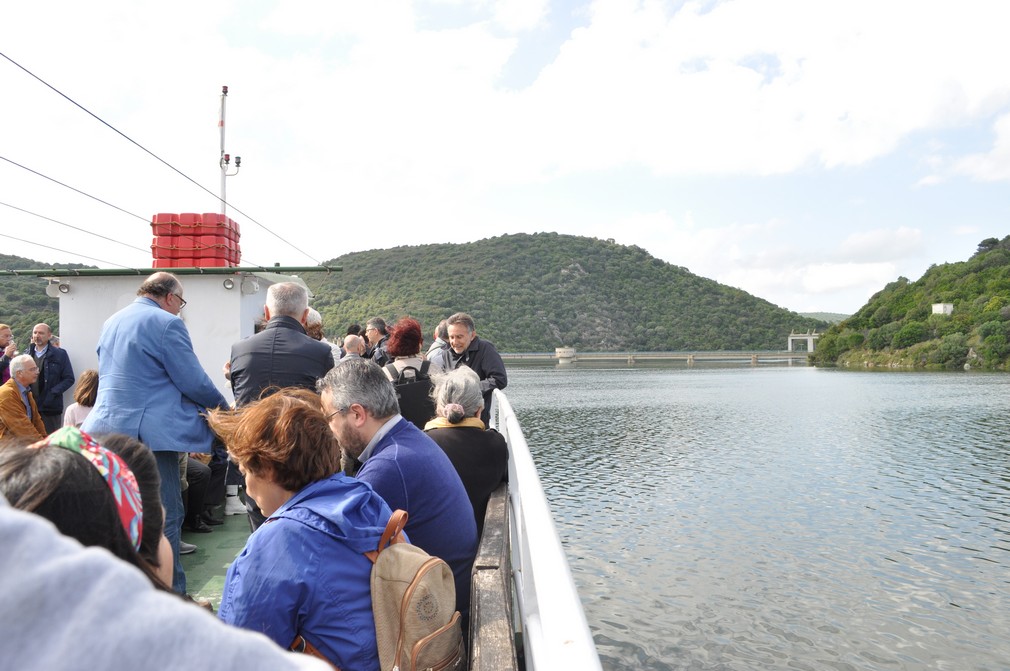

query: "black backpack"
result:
(385, 361), (436, 430)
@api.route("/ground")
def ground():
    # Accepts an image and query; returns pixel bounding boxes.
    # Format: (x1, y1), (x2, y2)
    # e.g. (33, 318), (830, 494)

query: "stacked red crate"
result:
(151, 212), (242, 268)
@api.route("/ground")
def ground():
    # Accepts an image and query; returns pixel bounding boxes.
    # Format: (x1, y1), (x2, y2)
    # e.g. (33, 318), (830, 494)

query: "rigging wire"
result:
(0, 156), (265, 266)
(0, 155), (149, 223)
(0, 200), (151, 255)
(0, 232), (132, 269)
(0, 50), (321, 265)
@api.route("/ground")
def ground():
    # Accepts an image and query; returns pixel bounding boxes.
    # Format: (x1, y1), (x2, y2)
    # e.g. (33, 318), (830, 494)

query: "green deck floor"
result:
(180, 512), (251, 609)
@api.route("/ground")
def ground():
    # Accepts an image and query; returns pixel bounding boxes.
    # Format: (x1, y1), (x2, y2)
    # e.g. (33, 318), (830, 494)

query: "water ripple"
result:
(507, 366), (1010, 670)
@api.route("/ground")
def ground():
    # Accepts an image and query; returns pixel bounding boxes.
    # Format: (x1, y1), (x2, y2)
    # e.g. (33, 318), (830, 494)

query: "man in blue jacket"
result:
(83, 272), (228, 594)
(27, 323), (75, 433)
(318, 358), (478, 632)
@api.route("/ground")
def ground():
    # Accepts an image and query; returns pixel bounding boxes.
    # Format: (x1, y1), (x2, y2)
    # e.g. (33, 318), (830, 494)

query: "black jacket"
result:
(229, 316), (335, 407)
(424, 425), (508, 538)
(430, 337), (507, 424)
(27, 344), (75, 414)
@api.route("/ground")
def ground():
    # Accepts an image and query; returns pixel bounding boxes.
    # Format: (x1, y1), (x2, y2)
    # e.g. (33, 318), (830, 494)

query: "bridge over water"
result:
(501, 349), (812, 365)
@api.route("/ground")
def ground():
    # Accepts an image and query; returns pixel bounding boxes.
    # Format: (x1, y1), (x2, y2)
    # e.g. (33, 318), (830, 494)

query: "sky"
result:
(2, 0), (1009, 315)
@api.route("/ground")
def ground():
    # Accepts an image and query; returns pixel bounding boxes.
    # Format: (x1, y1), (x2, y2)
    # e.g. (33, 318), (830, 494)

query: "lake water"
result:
(503, 365), (1010, 671)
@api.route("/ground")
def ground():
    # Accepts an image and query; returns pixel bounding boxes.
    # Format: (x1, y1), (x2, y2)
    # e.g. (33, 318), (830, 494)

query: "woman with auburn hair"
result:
(380, 317), (426, 381)
(206, 388), (393, 671)
(64, 368), (99, 427)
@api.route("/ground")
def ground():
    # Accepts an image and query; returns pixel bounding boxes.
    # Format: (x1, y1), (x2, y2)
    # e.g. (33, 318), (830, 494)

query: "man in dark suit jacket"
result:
(228, 281), (335, 527)
(27, 323), (75, 433)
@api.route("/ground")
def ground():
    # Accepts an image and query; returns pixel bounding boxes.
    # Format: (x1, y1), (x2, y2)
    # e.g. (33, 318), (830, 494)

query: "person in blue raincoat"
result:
(207, 388), (393, 671)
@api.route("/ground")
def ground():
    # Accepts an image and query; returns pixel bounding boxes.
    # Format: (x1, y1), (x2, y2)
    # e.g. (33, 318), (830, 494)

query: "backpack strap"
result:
(289, 634), (341, 669)
(383, 363), (399, 381)
(365, 509), (408, 564)
(418, 359), (430, 378)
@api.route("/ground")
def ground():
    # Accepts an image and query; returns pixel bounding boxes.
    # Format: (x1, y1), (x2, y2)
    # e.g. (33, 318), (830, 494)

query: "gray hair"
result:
(267, 282), (308, 319)
(435, 319), (449, 340)
(432, 366), (483, 423)
(446, 312), (475, 334)
(9, 354), (34, 377)
(305, 308), (323, 327)
(317, 358), (399, 419)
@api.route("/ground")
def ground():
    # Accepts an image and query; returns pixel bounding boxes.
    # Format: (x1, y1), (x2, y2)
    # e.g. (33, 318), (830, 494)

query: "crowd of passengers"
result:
(0, 272), (510, 671)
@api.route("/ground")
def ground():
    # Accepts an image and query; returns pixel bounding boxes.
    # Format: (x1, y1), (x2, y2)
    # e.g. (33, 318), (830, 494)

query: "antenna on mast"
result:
(219, 85), (241, 216)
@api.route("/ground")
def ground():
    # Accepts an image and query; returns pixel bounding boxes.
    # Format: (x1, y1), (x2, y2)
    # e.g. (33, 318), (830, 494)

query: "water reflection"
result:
(506, 366), (1010, 670)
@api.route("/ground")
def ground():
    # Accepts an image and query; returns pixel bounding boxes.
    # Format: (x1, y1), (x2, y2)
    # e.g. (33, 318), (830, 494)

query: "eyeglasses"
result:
(172, 293), (187, 309)
(325, 407), (348, 420)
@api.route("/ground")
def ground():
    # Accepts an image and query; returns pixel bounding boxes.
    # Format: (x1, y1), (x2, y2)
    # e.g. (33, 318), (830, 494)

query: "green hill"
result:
(0, 254), (68, 345)
(307, 232), (826, 351)
(811, 236), (1010, 369)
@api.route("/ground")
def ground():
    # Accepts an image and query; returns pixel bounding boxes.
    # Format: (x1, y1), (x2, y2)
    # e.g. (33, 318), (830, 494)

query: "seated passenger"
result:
(0, 493), (332, 670)
(63, 368), (98, 428)
(206, 388), (393, 671)
(98, 433), (174, 588)
(0, 427), (168, 590)
(318, 359), (478, 632)
(424, 367), (509, 538)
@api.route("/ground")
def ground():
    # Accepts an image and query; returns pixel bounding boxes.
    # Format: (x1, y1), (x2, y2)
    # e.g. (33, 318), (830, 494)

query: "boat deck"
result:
(180, 513), (248, 609)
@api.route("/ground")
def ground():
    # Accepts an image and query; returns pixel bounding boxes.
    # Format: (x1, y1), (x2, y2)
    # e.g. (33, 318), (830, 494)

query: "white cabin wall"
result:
(54, 273), (286, 408)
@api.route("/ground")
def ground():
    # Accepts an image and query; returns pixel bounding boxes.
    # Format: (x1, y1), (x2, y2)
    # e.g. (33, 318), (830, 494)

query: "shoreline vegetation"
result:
(7, 233), (1010, 370)
(811, 237), (1010, 371)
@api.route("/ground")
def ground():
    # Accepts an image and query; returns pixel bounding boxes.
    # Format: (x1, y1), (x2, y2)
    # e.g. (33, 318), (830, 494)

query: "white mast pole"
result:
(219, 85), (228, 216)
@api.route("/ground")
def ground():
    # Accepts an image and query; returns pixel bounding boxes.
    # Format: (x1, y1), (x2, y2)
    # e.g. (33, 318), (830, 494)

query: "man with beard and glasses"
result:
(317, 358), (477, 634)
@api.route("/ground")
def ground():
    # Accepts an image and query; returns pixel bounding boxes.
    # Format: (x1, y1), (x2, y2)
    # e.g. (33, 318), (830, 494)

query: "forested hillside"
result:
(0, 235), (824, 352)
(811, 237), (1010, 369)
(0, 254), (65, 345)
(307, 233), (825, 351)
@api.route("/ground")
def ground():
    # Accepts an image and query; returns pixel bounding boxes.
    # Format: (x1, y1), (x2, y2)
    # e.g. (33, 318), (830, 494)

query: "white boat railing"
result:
(491, 390), (603, 671)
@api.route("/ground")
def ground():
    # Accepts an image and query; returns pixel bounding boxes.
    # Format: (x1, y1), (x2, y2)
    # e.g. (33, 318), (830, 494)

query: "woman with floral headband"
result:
(0, 426), (171, 591)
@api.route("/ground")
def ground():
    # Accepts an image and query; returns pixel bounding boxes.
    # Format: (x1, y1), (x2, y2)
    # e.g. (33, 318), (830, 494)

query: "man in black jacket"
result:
(27, 323), (75, 433)
(429, 312), (507, 425)
(363, 317), (390, 366)
(228, 281), (334, 527)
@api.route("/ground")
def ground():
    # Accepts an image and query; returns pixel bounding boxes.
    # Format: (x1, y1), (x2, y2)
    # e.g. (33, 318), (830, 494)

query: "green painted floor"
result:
(180, 512), (250, 609)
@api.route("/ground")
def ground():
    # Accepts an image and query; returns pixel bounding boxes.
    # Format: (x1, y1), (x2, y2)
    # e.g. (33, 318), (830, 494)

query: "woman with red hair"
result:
(381, 317), (426, 381)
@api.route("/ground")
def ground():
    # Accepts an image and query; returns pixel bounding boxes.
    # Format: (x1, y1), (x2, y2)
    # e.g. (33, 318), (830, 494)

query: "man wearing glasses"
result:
(84, 272), (228, 596)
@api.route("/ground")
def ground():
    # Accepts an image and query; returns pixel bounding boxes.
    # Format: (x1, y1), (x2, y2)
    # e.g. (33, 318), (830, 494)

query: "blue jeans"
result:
(155, 450), (186, 594)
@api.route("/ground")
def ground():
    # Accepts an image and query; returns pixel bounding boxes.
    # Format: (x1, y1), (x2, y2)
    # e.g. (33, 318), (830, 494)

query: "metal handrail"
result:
(490, 390), (602, 671)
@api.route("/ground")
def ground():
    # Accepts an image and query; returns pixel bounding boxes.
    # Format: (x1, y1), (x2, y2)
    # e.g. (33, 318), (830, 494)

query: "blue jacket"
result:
(83, 297), (228, 453)
(27, 344), (75, 414)
(358, 417), (478, 620)
(219, 474), (393, 671)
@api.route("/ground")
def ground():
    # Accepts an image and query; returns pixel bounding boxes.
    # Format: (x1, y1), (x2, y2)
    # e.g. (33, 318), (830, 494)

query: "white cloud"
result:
(494, 0), (550, 32)
(836, 227), (924, 262)
(950, 113), (1010, 182)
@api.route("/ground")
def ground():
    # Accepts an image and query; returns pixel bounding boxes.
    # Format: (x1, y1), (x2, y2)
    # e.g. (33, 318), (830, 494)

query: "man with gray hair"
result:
(318, 358), (477, 631)
(429, 312), (507, 425)
(0, 354), (46, 440)
(426, 319), (449, 359)
(228, 281), (335, 528)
